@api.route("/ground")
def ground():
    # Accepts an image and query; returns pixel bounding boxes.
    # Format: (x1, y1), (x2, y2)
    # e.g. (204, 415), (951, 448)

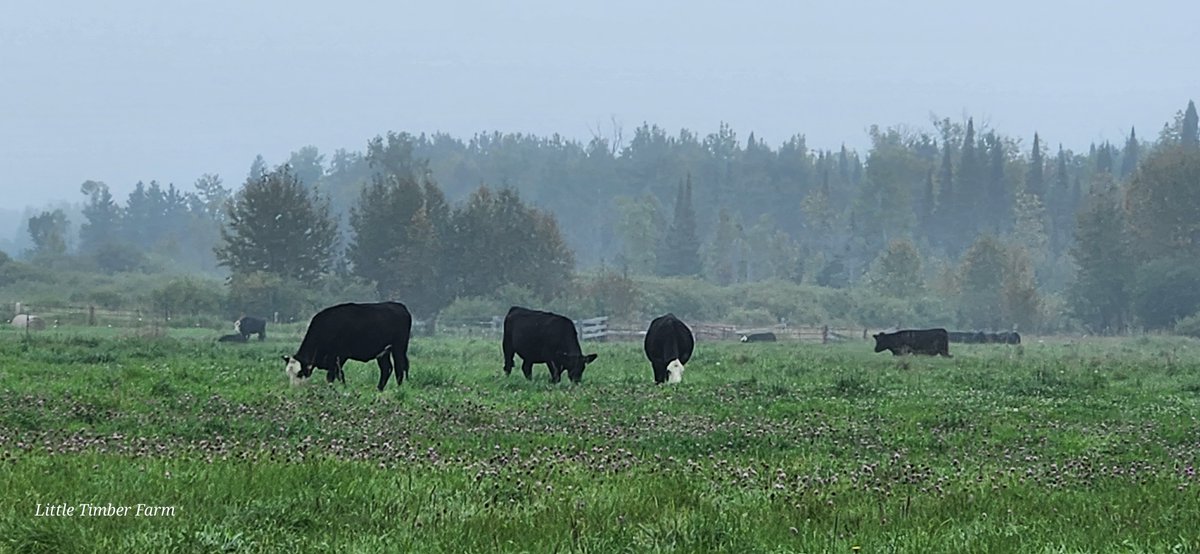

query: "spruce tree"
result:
(1026, 133), (1044, 198)
(1183, 100), (1199, 148)
(657, 175), (702, 277)
(1119, 128), (1140, 180)
(79, 180), (122, 253)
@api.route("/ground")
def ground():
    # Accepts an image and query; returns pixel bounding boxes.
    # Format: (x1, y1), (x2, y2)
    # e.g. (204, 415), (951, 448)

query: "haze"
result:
(1, 0), (1197, 213)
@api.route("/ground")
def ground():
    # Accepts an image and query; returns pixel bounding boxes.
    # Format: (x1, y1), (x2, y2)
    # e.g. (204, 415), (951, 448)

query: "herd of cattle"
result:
(224, 302), (1018, 389)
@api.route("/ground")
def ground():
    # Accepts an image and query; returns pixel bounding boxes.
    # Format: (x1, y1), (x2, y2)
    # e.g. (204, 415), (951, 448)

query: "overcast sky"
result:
(1, 0), (1197, 212)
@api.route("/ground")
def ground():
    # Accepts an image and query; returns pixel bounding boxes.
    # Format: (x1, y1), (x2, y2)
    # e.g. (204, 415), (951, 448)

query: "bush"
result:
(1131, 257), (1200, 330)
(1176, 313), (1200, 339)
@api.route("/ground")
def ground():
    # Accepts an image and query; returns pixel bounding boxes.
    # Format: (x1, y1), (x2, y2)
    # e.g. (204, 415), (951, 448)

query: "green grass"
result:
(1, 327), (1199, 552)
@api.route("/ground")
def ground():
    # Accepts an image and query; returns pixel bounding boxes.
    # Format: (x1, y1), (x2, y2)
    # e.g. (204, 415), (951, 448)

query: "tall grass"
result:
(1, 328), (1199, 552)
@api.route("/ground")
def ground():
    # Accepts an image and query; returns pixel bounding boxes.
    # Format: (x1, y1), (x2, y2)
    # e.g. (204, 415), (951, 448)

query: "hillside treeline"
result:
(7, 101), (1200, 334)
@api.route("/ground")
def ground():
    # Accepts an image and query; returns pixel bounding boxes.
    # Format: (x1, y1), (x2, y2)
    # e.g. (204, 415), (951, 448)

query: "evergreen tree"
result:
(1026, 133), (1044, 198)
(216, 167), (338, 284)
(985, 132), (1009, 233)
(1095, 142), (1114, 174)
(248, 155), (268, 181)
(1068, 174), (1132, 333)
(657, 175), (702, 276)
(953, 118), (981, 252)
(1119, 128), (1140, 180)
(193, 174), (229, 221)
(286, 146), (326, 189)
(79, 180), (122, 253)
(1183, 100), (1199, 148)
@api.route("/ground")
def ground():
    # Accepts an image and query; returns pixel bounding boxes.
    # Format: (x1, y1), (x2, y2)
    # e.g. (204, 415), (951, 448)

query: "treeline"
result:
(10, 101), (1200, 333)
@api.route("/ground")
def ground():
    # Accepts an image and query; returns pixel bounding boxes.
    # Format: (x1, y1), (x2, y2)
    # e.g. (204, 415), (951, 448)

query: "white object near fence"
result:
(576, 316), (609, 341)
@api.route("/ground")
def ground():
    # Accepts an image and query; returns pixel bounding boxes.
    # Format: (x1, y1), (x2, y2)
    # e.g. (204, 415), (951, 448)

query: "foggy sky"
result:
(2, 0), (1197, 214)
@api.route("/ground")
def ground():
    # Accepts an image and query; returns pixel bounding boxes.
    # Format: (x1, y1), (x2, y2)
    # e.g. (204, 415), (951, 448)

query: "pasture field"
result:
(1, 327), (1199, 553)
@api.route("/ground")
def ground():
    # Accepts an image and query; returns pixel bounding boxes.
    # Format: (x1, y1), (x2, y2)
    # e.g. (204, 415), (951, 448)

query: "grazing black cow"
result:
(873, 328), (952, 357)
(282, 302), (412, 391)
(502, 306), (597, 384)
(740, 332), (777, 343)
(218, 333), (248, 343)
(644, 314), (694, 384)
(235, 315), (267, 341)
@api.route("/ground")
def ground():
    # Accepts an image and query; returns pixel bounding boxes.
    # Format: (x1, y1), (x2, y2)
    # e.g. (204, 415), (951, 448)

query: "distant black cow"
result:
(218, 333), (248, 343)
(996, 331), (1021, 345)
(644, 314), (694, 384)
(235, 316), (267, 341)
(502, 306), (597, 384)
(282, 302), (412, 390)
(948, 331), (987, 344)
(873, 328), (951, 357)
(740, 332), (777, 343)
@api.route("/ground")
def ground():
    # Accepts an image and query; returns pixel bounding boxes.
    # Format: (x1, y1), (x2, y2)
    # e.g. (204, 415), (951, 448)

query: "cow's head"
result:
(666, 359), (685, 384)
(561, 353), (598, 383)
(872, 333), (886, 353)
(282, 355), (315, 385)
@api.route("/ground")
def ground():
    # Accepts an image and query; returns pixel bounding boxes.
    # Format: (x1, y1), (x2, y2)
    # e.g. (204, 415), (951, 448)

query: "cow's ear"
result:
(583, 353), (598, 364)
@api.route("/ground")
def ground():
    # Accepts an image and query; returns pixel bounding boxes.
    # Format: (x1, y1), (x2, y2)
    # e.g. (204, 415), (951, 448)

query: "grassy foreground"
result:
(1, 327), (1199, 553)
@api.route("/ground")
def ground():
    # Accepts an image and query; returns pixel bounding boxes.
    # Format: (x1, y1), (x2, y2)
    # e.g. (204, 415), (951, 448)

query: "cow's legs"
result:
(548, 361), (562, 383)
(396, 349), (410, 384)
(258, 331), (265, 342)
(503, 334), (515, 375)
(337, 359), (347, 384)
(520, 359), (534, 380)
(376, 354), (394, 391)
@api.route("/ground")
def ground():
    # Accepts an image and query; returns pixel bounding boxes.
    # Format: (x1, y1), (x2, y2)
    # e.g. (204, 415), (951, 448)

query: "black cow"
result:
(740, 332), (777, 343)
(873, 328), (952, 357)
(282, 302), (412, 390)
(218, 333), (248, 343)
(996, 331), (1021, 345)
(235, 315), (267, 341)
(644, 314), (694, 384)
(502, 306), (597, 384)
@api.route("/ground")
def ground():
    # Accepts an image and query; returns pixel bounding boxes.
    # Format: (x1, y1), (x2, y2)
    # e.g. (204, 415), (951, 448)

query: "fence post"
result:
(88, 305), (96, 326)
(822, 325), (829, 345)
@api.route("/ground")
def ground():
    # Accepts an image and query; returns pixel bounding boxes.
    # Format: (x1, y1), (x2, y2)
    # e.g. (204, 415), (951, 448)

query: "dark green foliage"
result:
(957, 235), (1008, 329)
(1124, 144), (1200, 261)
(657, 176), (702, 277)
(78, 181), (121, 254)
(1130, 258), (1200, 330)
(26, 209), (68, 258)
(225, 271), (313, 321)
(215, 167), (338, 285)
(1183, 100), (1198, 148)
(1068, 176), (1132, 333)
(1026, 133), (1044, 198)
(1119, 128), (1140, 180)
(448, 186), (575, 301)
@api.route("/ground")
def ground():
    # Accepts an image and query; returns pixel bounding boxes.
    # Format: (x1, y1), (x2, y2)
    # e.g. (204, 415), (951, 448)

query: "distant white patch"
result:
(666, 359), (684, 384)
(233, 319), (242, 335)
(284, 357), (306, 386)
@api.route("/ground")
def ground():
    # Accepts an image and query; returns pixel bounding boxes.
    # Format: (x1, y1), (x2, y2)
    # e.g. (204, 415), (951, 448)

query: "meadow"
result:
(1, 325), (1199, 553)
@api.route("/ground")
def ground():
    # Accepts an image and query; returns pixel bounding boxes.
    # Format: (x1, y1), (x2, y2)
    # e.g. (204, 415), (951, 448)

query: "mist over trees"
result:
(5, 100), (1200, 334)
